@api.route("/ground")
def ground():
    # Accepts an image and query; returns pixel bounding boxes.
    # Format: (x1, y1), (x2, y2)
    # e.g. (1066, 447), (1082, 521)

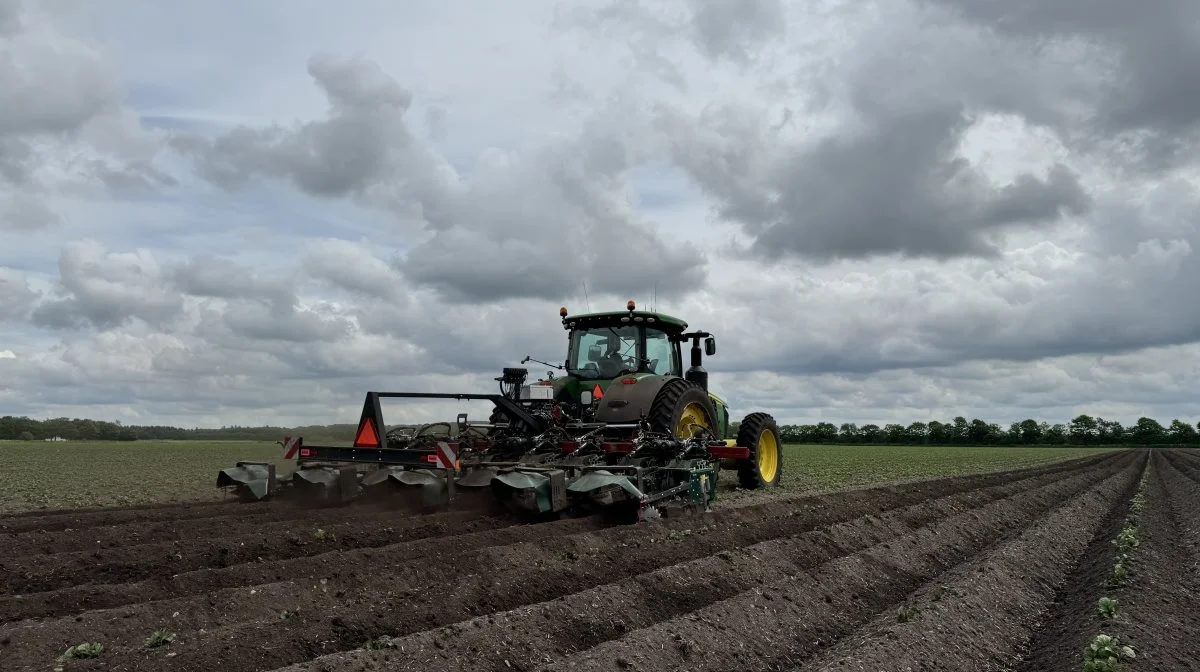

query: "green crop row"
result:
(1083, 465), (1150, 671)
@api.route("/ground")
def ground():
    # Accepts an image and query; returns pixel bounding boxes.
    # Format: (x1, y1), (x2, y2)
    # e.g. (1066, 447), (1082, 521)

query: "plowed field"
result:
(4, 448), (1198, 671)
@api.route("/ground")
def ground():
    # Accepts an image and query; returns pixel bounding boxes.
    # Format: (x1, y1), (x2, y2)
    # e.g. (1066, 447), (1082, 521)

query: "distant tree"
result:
(839, 423), (860, 443)
(883, 423), (906, 443)
(1018, 419), (1042, 444)
(1168, 419), (1197, 444)
(906, 421), (928, 444)
(856, 423), (879, 443)
(1069, 414), (1098, 444)
(1132, 417), (1165, 444)
(966, 418), (991, 444)
(951, 416), (969, 443)
(1044, 423), (1068, 445)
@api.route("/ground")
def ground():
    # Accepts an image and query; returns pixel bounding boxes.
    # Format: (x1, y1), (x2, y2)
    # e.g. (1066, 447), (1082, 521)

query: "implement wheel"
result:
(736, 412), (782, 489)
(647, 378), (717, 439)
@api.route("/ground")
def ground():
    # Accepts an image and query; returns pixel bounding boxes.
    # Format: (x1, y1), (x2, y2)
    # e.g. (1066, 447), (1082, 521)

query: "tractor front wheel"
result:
(736, 412), (782, 489)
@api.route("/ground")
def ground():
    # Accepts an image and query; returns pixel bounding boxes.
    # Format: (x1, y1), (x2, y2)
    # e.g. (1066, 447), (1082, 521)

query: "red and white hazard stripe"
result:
(435, 441), (457, 470)
(282, 436), (301, 460)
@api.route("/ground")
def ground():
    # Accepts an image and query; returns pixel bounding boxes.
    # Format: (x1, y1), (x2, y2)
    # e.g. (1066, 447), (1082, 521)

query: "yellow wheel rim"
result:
(676, 402), (712, 439)
(757, 429), (779, 483)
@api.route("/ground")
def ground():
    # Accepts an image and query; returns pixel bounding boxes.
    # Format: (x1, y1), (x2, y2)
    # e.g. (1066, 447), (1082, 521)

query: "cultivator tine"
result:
(566, 469), (643, 508)
(360, 467), (450, 511)
(216, 462), (277, 501)
(291, 466), (359, 505)
(491, 469), (569, 515)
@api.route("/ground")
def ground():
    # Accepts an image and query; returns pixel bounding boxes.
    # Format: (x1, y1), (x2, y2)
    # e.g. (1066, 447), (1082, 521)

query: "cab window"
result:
(644, 328), (676, 375)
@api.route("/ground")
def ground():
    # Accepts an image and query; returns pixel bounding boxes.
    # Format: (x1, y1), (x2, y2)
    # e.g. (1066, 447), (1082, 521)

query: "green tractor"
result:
(217, 300), (783, 520)
(527, 299), (781, 490)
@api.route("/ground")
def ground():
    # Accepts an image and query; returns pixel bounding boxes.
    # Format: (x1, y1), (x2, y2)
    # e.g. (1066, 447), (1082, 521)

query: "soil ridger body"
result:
(218, 301), (784, 521)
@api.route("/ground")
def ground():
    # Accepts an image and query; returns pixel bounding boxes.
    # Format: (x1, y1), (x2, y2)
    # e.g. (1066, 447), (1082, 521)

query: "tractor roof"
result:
(562, 309), (689, 332)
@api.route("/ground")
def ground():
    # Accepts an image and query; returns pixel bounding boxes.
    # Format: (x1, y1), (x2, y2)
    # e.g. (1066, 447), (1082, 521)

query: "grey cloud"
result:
(0, 191), (60, 230)
(400, 135), (707, 303)
(687, 0), (785, 65)
(0, 18), (122, 138)
(980, 164), (1091, 226)
(0, 0), (21, 35)
(220, 301), (352, 344)
(919, 0), (1200, 167)
(178, 54), (706, 304)
(700, 220), (1200, 377)
(662, 101), (1092, 261)
(0, 137), (33, 183)
(758, 106), (1092, 259)
(0, 0), (170, 226)
(425, 106), (447, 142)
(170, 256), (296, 308)
(562, 0), (786, 75)
(0, 267), (39, 320)
(301, 239), (407, 303)
(30, 240), (184, 330)
(174, 53), (426, 199)
(717, 342), (1200, 427)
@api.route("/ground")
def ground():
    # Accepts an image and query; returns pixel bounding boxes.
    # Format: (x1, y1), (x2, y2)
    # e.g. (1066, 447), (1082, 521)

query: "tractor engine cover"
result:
(592, 375), (674, 424)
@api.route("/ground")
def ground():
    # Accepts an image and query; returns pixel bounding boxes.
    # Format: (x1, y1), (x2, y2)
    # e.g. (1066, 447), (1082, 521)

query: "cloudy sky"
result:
(2, 0), (1199, 429)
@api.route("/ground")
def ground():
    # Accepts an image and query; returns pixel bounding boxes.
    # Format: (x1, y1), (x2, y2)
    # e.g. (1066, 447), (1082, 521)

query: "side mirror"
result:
(580, 390), (593, 406)
(587, 345), (602, 361)
(705, 336), (716, 356)
(457, 413), (468, 431)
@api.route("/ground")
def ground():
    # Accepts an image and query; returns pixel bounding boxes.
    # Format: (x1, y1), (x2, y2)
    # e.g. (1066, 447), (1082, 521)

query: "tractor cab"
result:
(559, 301), (715, 384)
(547, 301), (723, 432)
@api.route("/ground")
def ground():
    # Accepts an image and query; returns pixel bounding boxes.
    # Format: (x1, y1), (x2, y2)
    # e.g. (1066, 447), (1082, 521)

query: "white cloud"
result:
(1, 0), (1199, 430)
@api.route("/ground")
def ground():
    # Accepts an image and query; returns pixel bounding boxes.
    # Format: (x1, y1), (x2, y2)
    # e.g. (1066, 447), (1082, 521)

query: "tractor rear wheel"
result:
(736, 412), (782, 489)
(647, 378), (717, 439)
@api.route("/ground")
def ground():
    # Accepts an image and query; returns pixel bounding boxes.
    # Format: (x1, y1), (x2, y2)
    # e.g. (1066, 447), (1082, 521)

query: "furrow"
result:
(265, 451), (1125, 672)
(526, 452), (1137, 671)
(1012, 448), (1149, 670)
(792, 452), (1143, 671)
(60, 454), (1129, 672)
(0, 516), (609, 629)
(0, 503), (496, 560)
(0, 500), (273, 535)
(1108, 449), (1200, 671)
(0, 511), (518, 596)
(0, 453), (1115, 625)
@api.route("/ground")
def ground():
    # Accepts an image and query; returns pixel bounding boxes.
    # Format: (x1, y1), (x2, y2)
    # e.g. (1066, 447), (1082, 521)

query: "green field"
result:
(0, 440), (283, 513)
(0, 440), (1123, 513)
(775, 444), (1120, 493)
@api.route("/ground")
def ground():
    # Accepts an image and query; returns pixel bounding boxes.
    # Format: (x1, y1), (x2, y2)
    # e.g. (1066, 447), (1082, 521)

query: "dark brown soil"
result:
(505, 452), (1140, 672)
(0, 508), (517, 595)
(277, 454), (1129, 672)
(0, 499), (270, 534)
(1115, 450), (1200, 670)
(0, 450), (1164, 672)
(800, 453), (1142, 672)
(1015, 453), (1142, 671)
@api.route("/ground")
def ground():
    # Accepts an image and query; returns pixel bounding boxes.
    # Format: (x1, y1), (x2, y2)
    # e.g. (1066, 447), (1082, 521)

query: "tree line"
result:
(0, 415), (356, 443)
(768, 415), (1200, 446)
(3, 413), (1199, 446)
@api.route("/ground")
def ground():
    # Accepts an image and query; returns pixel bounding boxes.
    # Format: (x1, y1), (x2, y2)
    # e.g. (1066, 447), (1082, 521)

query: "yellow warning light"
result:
(627, 299), (636, 311)
(560, 306), (568, 317)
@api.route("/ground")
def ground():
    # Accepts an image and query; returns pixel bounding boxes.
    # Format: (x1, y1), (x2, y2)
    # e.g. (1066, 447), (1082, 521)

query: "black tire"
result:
(736, 412), (782, 489)
(646, 378), (718, 439)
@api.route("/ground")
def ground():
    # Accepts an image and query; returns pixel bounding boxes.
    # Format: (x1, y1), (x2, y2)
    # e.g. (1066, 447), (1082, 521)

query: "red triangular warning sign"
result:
(354, 417), (380, 448)
(593, 383), (604, 400)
